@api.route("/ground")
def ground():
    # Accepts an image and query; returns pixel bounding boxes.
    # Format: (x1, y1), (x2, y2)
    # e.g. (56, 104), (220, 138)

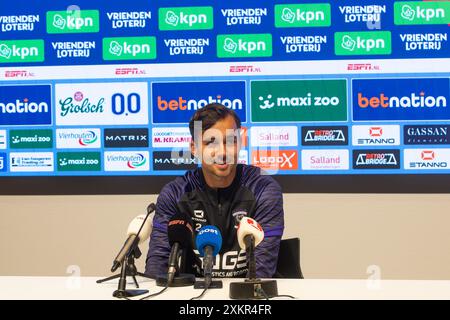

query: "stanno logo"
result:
(405, 148), (450, 169)
(352, 125), (400, 146)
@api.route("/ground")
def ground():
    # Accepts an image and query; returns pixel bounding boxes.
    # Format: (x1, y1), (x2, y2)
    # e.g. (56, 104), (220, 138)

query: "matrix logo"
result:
(217, 34), (272, 58)
(405, 148), (450, 169)
(10, 152), (54, 172)
(302, 149), (349, 170)
(275, 3), (331, 28)
(0, 130), (6, 149)
(0, 40), (44, 63)
(0, 85), (51, 126)
(56, 129), (101, 149)
(395, 1), (450, 25)
(251, 80), (347, 122)
(0, 152), (6, 172)
(153, 151), (197, 171)
(57, 152), (101, 171)
(47, 10), (99, 33)
(250, 126), (298, 147)
(352, 125), (400, 146)
(335, 31), (391, 55)
(10, 129), (53, 149)
(159, 7), (213, 30)
(353, 150), (400, 169)
(352, 78), (450, 121)
(152, 81), (246, 124)
(104, 128), (149, 148)
(301, 126), (348, 146)
(103, 37), (156, 60)
(251, 150), (298, 171)
(404, 125), (450, 145)
(105, 151), (150, 171)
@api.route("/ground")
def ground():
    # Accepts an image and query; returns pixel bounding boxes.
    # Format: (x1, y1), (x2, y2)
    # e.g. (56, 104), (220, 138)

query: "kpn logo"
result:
(47, 10), (99, 33)
(395, 1), (450, 25)
(275, 3), (331, 27)
(103, 37), (156, 60)
(0, 40), (44, 63)
(217, 34), (272, 58)
(335, 31), (391, 55)
(159, 6), (213, 30)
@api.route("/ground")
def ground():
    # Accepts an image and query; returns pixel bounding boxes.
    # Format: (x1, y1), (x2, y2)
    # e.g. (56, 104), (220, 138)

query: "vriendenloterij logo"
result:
(159, 6), (213, 30)
(394, 1), (450, 25)
(103, 37), (156, 60)
(217, 34), (272, 58)
(47, 10), (99, 33)
(275, 3), (331, 28)
(0, 40), (44, 63)
(335, 31), (391, 55)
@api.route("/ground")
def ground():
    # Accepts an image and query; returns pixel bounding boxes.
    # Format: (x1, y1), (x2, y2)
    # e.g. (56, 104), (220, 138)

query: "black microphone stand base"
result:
(230, 279), (278, 300)
(113, 289), (149, 298)
(156, 274), (196, 287)
(194, 280), (223, 289)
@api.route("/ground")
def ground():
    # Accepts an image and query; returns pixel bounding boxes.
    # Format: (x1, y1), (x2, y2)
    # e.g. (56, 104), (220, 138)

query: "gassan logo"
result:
(217, 34), (272, 58)
(301, 126), (348, 146)
(352, 78), (450, 121)
(395, 1), (450, 25)
(103, 37), (156, 60)
(57, 152), (101, 171)
(352, 125), (400, 146)
(404, 125), (450, 145)
(251, 80), (347, 122)
(275, 3), (331, 28)
(0, 152), (6, 172)
(0, 40), (44, 63)
(152, 81), (246, 124)
(405, 148), (450, 169)
(301, 149), (349, 170)
(159, 6), (213, 31)
(104, 151), (150, 171)
(9, 129), (53, 149)
(251, 150), (298, 171)
(353, 150), (400, 169)
(335, 31), (391, 55)
(46, 10), (99, 33)
(0, 85), (51, 126)
(56, 129), (101, 149)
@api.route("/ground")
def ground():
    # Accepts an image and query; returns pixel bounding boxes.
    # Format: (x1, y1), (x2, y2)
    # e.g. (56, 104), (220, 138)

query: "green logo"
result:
(275, 4), (331, 27)
(159, 7), (213, 30)
(57, 152), (101, 171)
(0, 40), (44, 63)
(251, 80), (347, 122)
(217, 34), (272, 58)
(335, 31), (391, 55)
(9, 130), (53, 149)
(47, 10), (99, 33)
(394, 1), (450, 25)
(103, 37), (156, 60)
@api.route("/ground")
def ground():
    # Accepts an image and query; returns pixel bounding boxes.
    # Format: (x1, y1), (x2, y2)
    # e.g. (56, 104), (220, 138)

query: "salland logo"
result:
(104, 128), (149, 148)
(9, 129), (53, 149)
(56, 129), (101, 149)
(55, 82), (148, 126)
(105, 151), (150, 171)
(352, 78), (450, 121)
(0, 152), (6, 172)
(10, 152), (54, 172)
(405, 148), (450, 170)
(275, 3), (331, 28)
(103, 37), (156, 60)
(46, 10), (99, 33)
(159, 6), (213, 30)
(57, 152), (101, 171)
(153, 150), (198, 171)
(353, 150), (401, 169)
(251, 150), (298, 171)
(352, 125), (400, 146)
(404, 125), (450, 145)
(335, 31), (391, 55)
(301, 126), (348, 146)
(152, 81), (246, 123)
(152, 127), (191, 148)
(0, 40), (44, 63)
(301, 149), (349, 170)
(250, 126), (298, 147)
(0, 85), (51, 126)
(217, 34), (272, 58)
(251, 80), (347, 122)
(394, 1), (450, 25)
(0, 130), (6, 149)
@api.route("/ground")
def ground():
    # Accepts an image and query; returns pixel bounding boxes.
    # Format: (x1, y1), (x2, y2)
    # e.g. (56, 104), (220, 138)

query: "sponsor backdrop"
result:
(0, 0), (450, 186)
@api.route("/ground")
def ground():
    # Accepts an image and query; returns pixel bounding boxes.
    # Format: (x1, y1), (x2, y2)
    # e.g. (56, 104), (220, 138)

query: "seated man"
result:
(145, 103), (284, 278)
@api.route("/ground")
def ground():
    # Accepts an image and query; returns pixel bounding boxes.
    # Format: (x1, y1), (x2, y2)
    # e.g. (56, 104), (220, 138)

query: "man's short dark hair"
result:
(189, 103), (241, 141)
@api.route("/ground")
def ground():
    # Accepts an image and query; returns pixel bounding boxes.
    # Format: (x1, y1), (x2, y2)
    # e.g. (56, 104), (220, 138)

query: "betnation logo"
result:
(251, 150), (298, 171)
(357, 91), (447, 109)
(156, 94), (242, 112)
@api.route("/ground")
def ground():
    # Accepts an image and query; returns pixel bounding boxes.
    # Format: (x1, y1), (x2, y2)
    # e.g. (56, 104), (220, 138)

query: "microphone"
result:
(195, 225), (223, 289)
(111, 203), (155, 272)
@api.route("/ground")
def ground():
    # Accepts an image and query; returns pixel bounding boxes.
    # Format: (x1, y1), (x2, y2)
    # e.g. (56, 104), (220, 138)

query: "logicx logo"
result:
(127, 153), (146, 169)
(159, 7), (213, 30)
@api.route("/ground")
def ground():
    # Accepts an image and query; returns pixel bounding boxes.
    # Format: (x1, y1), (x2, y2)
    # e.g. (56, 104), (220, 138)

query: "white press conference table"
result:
(1, 277), (450, 300)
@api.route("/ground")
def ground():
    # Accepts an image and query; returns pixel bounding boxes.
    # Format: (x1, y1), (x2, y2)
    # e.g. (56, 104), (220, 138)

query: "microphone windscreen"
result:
(196, 225), (222, 257)
(167, 212), (193, 248)
(127, 214), (153, 243)
(237, 217), (264, 249)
